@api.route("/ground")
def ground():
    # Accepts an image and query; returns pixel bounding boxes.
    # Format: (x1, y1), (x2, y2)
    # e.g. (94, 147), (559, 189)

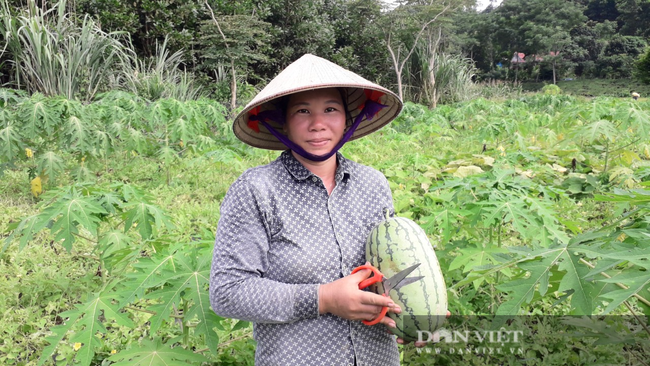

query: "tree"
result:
(597, 34), (647, 78)
(202, 1), (271, 112)
(383, 0), (472, 101)
(616, 0), (650, 37)
(584, 0), (619, 23)
(329, 0), (390, 83)
(634, 46), (650, 84)
(77, 0), (206, 59)
(253, 0), (340, 79)
(493, 0), (586, 83)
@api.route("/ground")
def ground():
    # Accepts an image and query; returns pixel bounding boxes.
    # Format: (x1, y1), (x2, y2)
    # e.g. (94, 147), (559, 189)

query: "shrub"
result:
(0, 0), (126, 101)
(542, 84), (562, 95)
(634, 47), (650, 84)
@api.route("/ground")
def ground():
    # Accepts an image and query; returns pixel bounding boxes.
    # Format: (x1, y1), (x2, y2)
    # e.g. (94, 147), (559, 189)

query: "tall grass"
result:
(0, 0), (126, 101)
(404, 40), (479, 108)
(424, 52), (478, 108)
(115, 38), (204, 101)
(476, 79), (523, 100)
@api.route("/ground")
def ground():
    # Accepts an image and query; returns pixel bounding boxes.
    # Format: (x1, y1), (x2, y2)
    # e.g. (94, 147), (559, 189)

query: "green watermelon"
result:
(366, 216), (448, 342)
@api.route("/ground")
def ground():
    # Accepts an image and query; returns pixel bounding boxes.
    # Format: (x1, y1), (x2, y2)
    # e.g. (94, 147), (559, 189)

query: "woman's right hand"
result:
(318, 266), (401, 328)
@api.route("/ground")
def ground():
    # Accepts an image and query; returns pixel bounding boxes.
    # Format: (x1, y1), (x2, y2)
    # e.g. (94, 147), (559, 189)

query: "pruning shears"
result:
(351, 263), (423, 325)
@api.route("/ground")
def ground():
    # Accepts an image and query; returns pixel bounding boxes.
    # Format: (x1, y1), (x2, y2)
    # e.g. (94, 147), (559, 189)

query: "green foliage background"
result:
(1, 0), (650, 364)
(2, 0), (650, 111)
(2, 89), (650, 364)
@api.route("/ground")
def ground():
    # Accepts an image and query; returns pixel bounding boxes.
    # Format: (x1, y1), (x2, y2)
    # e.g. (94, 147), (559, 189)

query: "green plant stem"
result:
(622, 301), (650, 340)
(182, 300), (189, 344)
(608, 138), (643, 155)
(578, 258), (650, 307)
(623, 346), (649, 366)
(71, 231), (98, 244)
(603, 141), (609, 173)
(497, 221), (502, 247)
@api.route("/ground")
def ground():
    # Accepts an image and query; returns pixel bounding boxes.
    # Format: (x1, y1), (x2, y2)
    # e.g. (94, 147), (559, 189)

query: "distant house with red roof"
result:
(529, 51), (560, 62)
(511, 52), (526, 64)
(510, 51), (561, 68)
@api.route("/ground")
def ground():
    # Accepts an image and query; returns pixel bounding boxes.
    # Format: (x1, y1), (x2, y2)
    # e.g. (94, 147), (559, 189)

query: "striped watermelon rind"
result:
(366, 216), (448, 342)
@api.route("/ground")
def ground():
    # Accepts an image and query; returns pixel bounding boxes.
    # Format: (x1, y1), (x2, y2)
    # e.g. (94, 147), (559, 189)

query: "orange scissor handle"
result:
(351, 264), (388, 326)
(352, 264), (384, 290)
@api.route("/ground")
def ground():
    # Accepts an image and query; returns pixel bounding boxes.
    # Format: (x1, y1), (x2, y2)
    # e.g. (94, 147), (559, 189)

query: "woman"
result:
(210, 54), (404, 366)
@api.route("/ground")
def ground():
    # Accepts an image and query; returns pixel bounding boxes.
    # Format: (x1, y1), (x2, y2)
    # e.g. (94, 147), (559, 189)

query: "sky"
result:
(385, 0), (503, 13)
(476, 0), (503, 11)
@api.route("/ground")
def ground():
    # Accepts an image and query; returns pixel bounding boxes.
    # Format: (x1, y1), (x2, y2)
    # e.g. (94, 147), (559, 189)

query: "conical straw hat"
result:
(233, 54), (403, 150)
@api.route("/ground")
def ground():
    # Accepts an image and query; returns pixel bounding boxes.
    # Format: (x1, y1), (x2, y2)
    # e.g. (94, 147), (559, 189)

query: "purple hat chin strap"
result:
(255, 99), (386, 162)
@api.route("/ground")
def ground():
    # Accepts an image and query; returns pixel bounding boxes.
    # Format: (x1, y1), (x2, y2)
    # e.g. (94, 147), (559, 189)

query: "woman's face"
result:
(284, 88), (346, 157)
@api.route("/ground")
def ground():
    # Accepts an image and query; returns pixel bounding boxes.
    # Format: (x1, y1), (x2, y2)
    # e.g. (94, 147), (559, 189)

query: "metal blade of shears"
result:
(392, 276), (424, 291)
(382, 263), (421, 293)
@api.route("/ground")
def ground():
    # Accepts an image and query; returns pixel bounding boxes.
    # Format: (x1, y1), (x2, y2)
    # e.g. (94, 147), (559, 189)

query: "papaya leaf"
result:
(157, 146), (179, 164)
(36, 150), (65, 181)
(495, 247), (564, 316)
(175, 254), (223, 353)
(117, 182), (151, 202)
(595, 187), (650, 205)
(123, 201), (175, 240)
(98, 230), (132, 259)
(0, 122), (23, 162)
(480, 196), (542, 241)
(502, 244), (597, 315)
(560, 317), (642, 346)
(39, 187), (108, 251)
(557, 249), (595, 314)
(170, 117), (192, 143)
(38, 292), (134, 366)
(51, 96), (84, 118)
(420, 207), (467, 247)
(628, 105), (650, 138)
(4, 213), (50, 252)
(125, 127), (147, 153)
(63, 115), (91, 153)
(94, 129), (113, 156)
(579, 101), (613, 123)
(107, 338), (208, 366)
(195, 134), (216, 150)
(0, 88), (26, 105)
(452, 253), (521, 288)
(572, 244), (650, 269)
(114, 252), (177, 307)
(18, 93), (60, 138)
(525, 195), (570, 244)
(448, 241), (508, 288)
(140, 248), (222, 352)
(577, 119), (619, 144)
(97, 190), (125, 214)
(598, 270), (650, 314)
(583, 258), (623, 278)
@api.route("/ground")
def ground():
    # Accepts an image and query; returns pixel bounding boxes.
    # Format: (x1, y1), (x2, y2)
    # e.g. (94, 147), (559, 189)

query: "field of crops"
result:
(1, 89), (649, 365)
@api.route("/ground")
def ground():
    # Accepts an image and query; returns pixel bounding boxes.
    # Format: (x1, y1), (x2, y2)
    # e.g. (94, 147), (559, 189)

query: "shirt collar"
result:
(280, 150), (352, 182)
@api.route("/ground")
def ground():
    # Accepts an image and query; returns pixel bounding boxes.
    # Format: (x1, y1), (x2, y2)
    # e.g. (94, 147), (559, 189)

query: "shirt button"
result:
(311, 177), (317, 182)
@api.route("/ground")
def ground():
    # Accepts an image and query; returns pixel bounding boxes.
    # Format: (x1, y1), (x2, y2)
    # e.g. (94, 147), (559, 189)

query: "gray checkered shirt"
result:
(210, 150), (400, 366)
